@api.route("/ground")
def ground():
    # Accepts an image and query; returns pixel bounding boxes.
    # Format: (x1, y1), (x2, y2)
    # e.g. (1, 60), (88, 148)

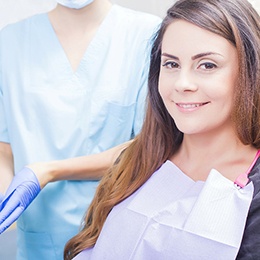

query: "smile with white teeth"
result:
(177, 103), (207, 109)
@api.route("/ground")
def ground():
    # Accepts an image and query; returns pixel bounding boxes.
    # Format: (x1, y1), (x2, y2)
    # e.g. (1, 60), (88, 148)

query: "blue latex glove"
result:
(0, 167), (41, 234)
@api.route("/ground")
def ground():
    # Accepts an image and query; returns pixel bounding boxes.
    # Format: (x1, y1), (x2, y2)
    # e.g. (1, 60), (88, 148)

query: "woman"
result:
(64, 0), (260, 259)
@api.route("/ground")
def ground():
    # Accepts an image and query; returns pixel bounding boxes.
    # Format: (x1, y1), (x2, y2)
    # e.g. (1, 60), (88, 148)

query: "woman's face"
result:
(158, 20), (239, 136)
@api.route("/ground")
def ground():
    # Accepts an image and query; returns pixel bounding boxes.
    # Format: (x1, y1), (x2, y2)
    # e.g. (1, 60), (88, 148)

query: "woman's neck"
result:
(171, 127), (257, 182)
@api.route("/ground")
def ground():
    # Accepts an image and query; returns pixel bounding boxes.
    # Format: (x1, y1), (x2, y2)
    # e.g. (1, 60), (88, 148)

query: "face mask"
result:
(56, 0), (94, 9)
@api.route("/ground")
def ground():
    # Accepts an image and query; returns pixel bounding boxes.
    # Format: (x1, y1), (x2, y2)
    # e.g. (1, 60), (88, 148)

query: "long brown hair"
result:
(64, 0), (260, 258)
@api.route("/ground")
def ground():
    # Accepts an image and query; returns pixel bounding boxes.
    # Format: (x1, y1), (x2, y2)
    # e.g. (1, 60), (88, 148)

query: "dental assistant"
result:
(0, 0), (161, 259)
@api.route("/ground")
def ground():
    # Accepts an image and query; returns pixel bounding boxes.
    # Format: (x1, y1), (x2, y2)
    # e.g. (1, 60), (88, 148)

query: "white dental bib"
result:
(74, 160), (254, 260)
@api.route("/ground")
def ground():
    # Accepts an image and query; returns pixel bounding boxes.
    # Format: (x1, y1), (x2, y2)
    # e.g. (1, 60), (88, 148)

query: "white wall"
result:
(0, 0), (56, 29)
(111, 0), (173, 18)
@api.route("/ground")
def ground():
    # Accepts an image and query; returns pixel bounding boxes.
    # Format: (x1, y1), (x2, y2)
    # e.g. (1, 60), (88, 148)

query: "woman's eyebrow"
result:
(161, 52), (179, 60)
(191, 52), (223, 60)
(161, 52), (223, 60)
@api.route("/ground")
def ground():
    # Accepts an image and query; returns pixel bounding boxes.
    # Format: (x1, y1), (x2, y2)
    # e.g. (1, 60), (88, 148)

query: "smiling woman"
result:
(159, 20), (239, 140)
(63, 0), (260, 259)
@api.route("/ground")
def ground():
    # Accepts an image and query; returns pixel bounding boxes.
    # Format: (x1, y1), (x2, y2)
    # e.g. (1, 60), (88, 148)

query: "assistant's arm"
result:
(28, 140), (131, 188)
(0, 140), (131, 234)
(0, 142), (14, 195)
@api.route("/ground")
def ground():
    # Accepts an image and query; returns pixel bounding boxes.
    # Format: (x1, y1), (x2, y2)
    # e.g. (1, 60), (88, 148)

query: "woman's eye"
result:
(200, 62), (217, 70)
(162, 61), (179, 69)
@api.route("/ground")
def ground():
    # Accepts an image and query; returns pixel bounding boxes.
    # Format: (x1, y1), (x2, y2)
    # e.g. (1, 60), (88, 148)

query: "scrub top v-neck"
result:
(43, 7), (116, 77)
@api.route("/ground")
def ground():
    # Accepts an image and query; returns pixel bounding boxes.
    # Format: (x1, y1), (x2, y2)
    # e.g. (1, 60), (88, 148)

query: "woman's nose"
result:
(174, 69), (198, 92)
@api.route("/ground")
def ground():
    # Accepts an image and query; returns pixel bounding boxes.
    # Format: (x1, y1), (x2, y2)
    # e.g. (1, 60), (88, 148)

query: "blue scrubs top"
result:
(0, 5), (161, 259)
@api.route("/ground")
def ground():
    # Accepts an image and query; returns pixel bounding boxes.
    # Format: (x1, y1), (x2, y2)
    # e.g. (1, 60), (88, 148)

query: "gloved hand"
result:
(0, 167), (41, 234)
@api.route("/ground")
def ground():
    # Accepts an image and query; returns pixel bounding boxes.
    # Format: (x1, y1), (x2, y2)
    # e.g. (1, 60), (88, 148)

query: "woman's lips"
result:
(175, 102), (209, 111)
